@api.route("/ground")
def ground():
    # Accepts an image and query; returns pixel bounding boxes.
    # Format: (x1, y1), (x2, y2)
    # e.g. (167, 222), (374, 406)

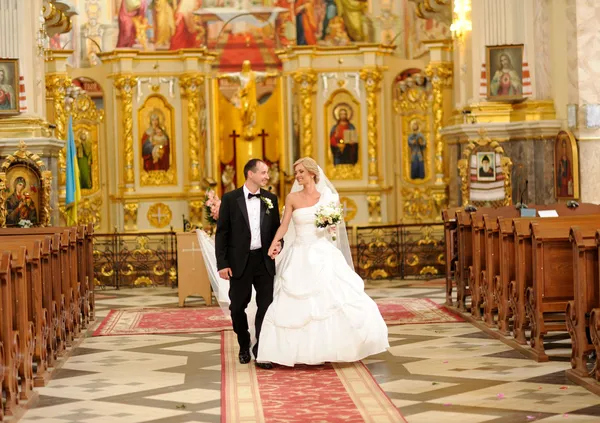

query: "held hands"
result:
(268, 241), (282, 259)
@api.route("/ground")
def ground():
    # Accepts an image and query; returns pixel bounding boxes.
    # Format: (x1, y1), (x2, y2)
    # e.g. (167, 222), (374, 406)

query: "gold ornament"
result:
(77, 196), (102, 230)
(147, 203), (172, 228)
(179, 74), (206, 187)
(114, 75), (138, 190)
(188, 199), (204, 227)
(367, 193), (382, 223)
(45, 73), (72, 188)
(123, 201), (139, 231)
(425, 63), (452, 184)
(360, 68), (383, 185)
(293, 70), (318, 158)
(339, 196), (358, 222)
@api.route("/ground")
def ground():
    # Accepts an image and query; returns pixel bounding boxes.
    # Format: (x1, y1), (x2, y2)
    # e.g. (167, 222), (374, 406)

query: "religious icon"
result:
(76, 129), (93, 190)
(330, 103), (358, 166)
(138, 95), (176, 185)
(476, 152), (496, 182)
(4, 165), (40, 226)
(486, 44), (524, 101)
(295, 0), (318, 45)
(408, 120), (426, 180)
(0, 58), (19, 115)
(554, 130), (579, 199)
(217, 60), (278, 141)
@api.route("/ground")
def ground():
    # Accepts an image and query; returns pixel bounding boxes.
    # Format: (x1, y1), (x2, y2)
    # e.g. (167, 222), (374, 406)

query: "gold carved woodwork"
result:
(367, 193), (382, 223)
(324, 89), (362, 180)
(70, 93), (104, 197)
(293, 70), (318, 158)
(147, 202), (172, 229)
(0, 141), (52, 227)
(360, 68), (383, 185)
(114, 75), (138, 191)
(401, 186), (446, 223)
(340, 196), (357, 222)
(45, 73), (72, 188)
(425, 62), (453, 184)
(123, 201), (139, 231)
(457, 129), (513, 207)
(188, 199), (203, 227)
(77, 196), (102, 230)
(179, 74), (206, 189)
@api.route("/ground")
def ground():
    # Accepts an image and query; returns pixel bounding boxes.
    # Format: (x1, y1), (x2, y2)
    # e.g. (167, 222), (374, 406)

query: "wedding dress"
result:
(197, 167), (389, 366)
(257, 186), (389, 366)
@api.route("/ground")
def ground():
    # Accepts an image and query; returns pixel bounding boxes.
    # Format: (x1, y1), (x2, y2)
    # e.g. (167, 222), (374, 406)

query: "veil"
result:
(282, 165), (354, 269)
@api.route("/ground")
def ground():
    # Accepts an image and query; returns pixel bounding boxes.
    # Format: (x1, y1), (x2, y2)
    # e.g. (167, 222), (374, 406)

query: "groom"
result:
(215, 159), (281, 369)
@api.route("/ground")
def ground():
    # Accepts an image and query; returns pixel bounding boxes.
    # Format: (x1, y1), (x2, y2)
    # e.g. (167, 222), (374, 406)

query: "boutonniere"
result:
(260, 196), (274, 214)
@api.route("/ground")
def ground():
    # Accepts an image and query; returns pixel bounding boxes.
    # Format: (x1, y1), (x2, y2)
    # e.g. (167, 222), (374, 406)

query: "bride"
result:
(198, 157), (389, 367)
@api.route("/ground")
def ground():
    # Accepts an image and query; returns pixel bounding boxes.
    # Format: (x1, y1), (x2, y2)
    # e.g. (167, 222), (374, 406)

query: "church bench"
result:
(485, 204), (600, 335)
(442, 207), (462, 306)
(527, 220), (600, 361)
(471, 207), (519, 322)
(566, 227), (600, 378)
(1, 238), (53, 387)
(0, 251), (21, 416)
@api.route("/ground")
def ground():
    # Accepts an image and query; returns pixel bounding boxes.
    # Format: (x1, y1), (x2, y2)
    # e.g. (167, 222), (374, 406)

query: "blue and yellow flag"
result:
(65, 115), (81, 225)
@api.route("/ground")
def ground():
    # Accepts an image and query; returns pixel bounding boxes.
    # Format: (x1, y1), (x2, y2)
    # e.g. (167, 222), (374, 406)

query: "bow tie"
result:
(247, 193), (261, 199)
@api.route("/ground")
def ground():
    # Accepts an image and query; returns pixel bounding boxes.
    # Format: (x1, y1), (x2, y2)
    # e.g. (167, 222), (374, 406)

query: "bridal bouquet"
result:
(204, 189), (221, 226)
(315, 202), (344, 240)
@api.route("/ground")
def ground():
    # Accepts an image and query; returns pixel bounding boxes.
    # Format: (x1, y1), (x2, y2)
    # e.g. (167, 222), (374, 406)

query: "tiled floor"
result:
(18, 282), (600, 422)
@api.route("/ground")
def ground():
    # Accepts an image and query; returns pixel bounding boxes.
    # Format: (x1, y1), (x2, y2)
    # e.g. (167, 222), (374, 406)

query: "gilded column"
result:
(425, 62), (453, 185)
(179, 73), (205, 192)
(114, 75), (138, 191)
(45, 74), (72, 189)
(359, 68), (383, 185)
(292, 70), (317, 158)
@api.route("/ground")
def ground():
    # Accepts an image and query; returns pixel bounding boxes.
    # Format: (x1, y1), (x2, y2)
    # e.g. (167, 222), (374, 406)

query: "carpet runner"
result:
(93, 298), (462, 336)
(221, 330), (406, 423)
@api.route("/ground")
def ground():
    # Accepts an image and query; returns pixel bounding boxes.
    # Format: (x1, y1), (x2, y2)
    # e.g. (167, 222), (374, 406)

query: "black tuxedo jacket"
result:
(215, 187), (281, 278)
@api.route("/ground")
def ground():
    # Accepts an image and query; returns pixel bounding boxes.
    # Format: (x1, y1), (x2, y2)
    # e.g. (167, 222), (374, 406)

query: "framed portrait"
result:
(554, 130), (579, 199)
(486, 44), (524, 101)
(4, 165), (41, 227)
(0, 58), (20, 115)
(324, 89), (362, 180)
(476, 152), (496, 182)
(138, 94), (176, 186)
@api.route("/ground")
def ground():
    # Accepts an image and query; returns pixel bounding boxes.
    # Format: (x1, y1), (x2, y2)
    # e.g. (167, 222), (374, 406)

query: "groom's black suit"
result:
(215, 187), (281, 356)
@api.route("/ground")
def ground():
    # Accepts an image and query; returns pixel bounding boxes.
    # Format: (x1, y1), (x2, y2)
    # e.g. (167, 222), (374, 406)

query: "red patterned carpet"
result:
(221, 331), (406, 423)
(93, 299), (462, 336)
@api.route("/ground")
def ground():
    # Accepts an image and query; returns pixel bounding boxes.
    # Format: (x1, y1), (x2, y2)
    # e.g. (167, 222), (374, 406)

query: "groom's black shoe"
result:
(239, 350), (251, 364)
(256, 361), (273, 370)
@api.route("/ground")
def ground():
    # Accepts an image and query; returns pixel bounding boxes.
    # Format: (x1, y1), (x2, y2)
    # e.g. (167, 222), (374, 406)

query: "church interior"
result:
(1, 0), (600, 421)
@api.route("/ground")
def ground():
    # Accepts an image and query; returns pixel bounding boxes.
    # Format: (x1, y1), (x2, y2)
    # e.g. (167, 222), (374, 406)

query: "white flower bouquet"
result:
(18, 219), (33, 228)
(315, 202), (344, 240)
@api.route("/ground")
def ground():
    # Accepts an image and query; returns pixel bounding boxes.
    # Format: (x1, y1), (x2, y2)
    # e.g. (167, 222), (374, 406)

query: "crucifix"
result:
(257, 128), (269, 155)
(229, 129), (241, 143)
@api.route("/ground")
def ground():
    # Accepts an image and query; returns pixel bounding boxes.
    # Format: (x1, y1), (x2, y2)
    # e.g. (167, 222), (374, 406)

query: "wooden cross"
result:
(257, 129), (269, 143)
(229, 129), (240, 143)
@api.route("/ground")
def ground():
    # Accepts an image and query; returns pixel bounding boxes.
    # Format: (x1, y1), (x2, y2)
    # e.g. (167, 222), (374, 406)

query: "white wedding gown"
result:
(257, 196), (389, 367)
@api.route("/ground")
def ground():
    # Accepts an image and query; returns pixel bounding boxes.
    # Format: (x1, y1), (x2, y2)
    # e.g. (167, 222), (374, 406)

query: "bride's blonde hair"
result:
(293, 157), (320, 184)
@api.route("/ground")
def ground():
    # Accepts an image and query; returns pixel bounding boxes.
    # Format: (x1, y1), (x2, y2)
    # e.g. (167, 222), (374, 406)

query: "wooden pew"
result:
(566, 227), (600, 378)
(0, 251), (20, 416)
(2, 238), (51, 387)
(442, 207), (462, 306)
(527, 219), (600, 361)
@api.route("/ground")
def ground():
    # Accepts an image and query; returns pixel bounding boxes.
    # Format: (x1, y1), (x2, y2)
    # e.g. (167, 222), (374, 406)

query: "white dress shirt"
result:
(243, 184), (262, 250)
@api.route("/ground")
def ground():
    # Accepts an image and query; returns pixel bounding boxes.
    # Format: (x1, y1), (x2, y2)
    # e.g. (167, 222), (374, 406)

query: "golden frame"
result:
(137, 94), (177, 186)
(402, 114), (432, 184)
(0, 58), (20, 116)
(457, 130), (513, 207)
(486, 44), (524, 102)
(71, 93), (104, 197)
(324, 89), (362, 180)
(0, 141), (52, 227)
(554, 130), (579, 200)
